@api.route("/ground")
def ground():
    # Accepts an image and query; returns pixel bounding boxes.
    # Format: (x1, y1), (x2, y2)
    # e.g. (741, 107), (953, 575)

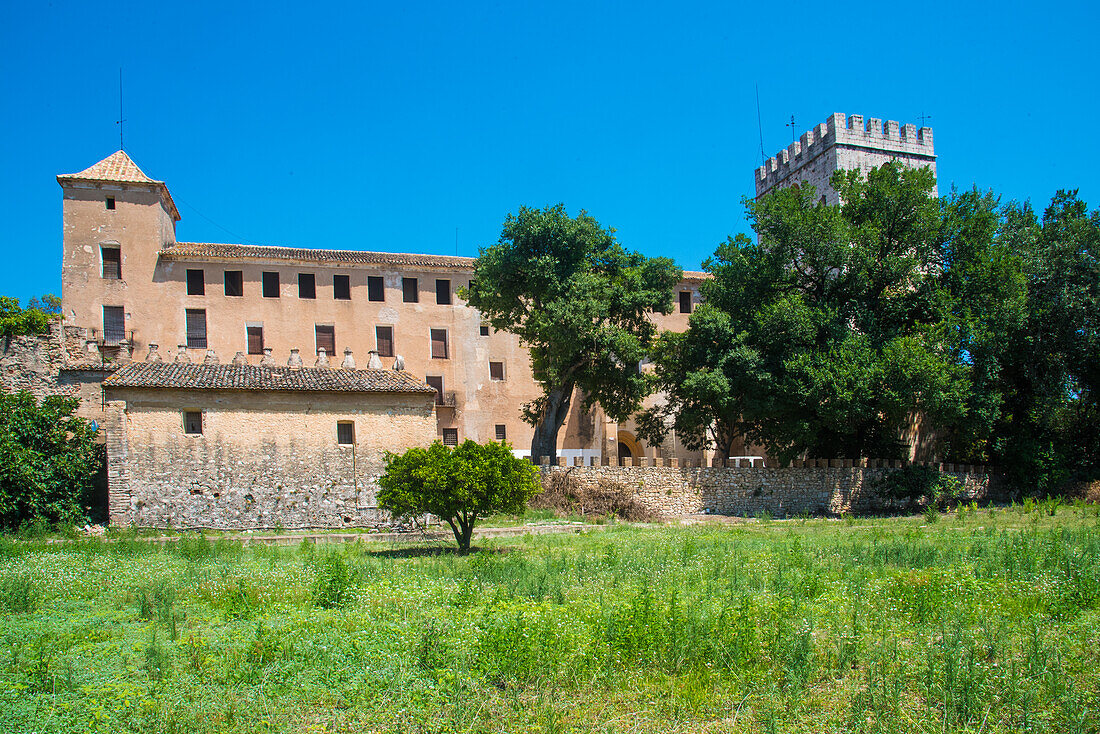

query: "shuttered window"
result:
(333, 274), (351, 300)
(430, 329), (448, 359)
(367, 276), (384, 302)
(101, 247), (121, 279)
(315, 324), (335, 355)
(262, 272), (280, 298)
(186, 269), (205, 296)
(425, 376), (444, 405)
(375, 326), (394, 357)
(679, 291), (692, 314)
(442, 428), (458, 446)
(337, 421), (355, 445)
(489, 361), (504, 381)
(224, 270), (243, 297)
(185, 309), (207, 348)
(103, 306), (125, 345)
(436, 279), (451, 305)
(495, 424), (506, 441)
(402, 277), (418, 303)
(299, 273), (316, 299)
(247, 325), (264, 355)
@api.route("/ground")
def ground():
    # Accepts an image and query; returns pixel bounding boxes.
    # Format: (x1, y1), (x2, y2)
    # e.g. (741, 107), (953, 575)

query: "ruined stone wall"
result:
(105, 388), (436, 529)
(539, 463), (994, 519)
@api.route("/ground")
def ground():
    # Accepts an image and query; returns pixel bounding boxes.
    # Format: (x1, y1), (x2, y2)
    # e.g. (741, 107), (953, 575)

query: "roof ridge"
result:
(58, 150), (160, 184)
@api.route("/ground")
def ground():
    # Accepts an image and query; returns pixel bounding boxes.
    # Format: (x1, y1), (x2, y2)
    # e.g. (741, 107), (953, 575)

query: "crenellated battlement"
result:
(755, 112), (935, 191)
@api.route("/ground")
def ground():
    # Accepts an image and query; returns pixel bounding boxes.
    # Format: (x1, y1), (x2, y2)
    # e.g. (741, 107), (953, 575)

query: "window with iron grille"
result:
(375, 325), (394, 357)
(333, 274), (351, 300)
(337, 421), (355, 445)
(402, 277), (419, 303)
(299, 273), (316, 299)
(480, 322), (490, 337)
(489, 361), (504, 381)
(442, 428), (458, 446)
(679, 291), (692, 314)
(430, 329), (448, 359)
(184, 411), (203, 435)
(367, 276), (384, 302)
(495, 424), (507, 441)
(315, 324), (335, 355)
(436, 279), (451, 305)
(247, 325), (264, 355)
(224, 270), (243, 297)
(186, 269), (205, 296)
(425, 376), (444, 405)
(262, 271), (280, 298)
(185, 309), (207, 348)
(101, 247), (121, 279)
(105, 195), (115, 210)
(103, 306), (125, 345)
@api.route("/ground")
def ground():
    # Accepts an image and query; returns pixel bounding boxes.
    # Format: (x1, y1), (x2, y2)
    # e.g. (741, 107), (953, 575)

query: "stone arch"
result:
(617, 430), (642, 459)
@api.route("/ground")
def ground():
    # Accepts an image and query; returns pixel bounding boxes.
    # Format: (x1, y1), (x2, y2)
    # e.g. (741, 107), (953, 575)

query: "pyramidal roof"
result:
(57, 151), (180, 221)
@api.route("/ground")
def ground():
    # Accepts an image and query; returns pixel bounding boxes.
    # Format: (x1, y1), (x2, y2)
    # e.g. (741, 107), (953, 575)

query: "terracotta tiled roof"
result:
(162, 242), (477, 269)
(57, 151), (181, 221)
(682, 270), (710, 281)
(103, 362), (437, 395)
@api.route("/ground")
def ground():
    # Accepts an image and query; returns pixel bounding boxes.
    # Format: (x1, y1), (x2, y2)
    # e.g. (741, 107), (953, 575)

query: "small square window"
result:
(442, 428), (458, 446)
(105, 195), (115, 210)
(678, 291), (692, 314)
(337, 421), (355, 445)
(186, 269), (205, 296)
(102, 247), (121, 279)
(333, 274), (351, 300)
(402, 277), (419, 303)
(489, 361), (504, 381)
(367, 276), (385, 302)
(224, 270), (243, 297)
(495, 424), (507, 441)
(184, 411), (203, 435)
(479, 322), (490, 337)
(436, 279), (452, 305)
(299, 273), (316, 299)
(262, 271), (280, 298)
(430, 329), (448, 359)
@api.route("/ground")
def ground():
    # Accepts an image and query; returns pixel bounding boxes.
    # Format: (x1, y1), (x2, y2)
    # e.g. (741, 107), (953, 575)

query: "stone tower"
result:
(755, 113), (936, 205)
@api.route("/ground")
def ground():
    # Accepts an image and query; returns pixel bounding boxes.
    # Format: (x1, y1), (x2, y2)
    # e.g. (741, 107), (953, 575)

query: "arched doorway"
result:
(617, 431), (642, 460)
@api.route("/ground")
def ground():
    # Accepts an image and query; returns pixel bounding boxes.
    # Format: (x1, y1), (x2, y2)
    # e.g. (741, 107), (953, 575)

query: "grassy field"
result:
(1, 502), (1098, 733)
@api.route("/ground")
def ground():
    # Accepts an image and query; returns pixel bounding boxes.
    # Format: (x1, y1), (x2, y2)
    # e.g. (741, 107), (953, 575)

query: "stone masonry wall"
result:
(539, 463), (993, 519)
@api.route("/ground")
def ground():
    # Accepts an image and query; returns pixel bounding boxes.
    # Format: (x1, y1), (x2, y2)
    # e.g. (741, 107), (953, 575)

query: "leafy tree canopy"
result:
(0, 294), (61, 337)
(464, 205), (682, 460)
(377, 440), (541, 552)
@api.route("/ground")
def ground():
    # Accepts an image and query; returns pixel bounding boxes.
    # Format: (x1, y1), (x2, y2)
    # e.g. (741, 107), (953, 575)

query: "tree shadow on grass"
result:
(366, 545), (512, 559)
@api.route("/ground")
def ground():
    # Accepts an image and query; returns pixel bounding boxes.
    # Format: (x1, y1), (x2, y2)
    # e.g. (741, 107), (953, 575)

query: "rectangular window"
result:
(495, 424), (507, 441)
(105, 195), (116, 210)
(375, 325), (394, 358)
(101, 247), (121, 279)
(337, 421), (355, 445)
(247, 325), (264, 355)
(367, 276), (385, 302)
(430, 328), (448, 359)
(402, 277), (418, 303)
(299, 273), (316, 299)
(102, 305), (125, 345)
(333, 274), (351, 300)
(185, 309), (207, 348)
(425, 375), (444, 405)
(262, 271), (280, 298)
(184, 411), (203, 435)
(679, 291), (692, 314)
(315, 324), (335, 355)
(489, 361), (505, 381)
(436, 279), (451, 305)
(224, 270), (243, 297)
(480, 322), (490, 337)
(186, 269), (205, 296)
(442, 428), (458, 446)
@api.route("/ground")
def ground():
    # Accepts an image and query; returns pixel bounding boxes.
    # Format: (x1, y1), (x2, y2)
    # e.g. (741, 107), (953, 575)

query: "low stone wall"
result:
(539, 464), (994, 518)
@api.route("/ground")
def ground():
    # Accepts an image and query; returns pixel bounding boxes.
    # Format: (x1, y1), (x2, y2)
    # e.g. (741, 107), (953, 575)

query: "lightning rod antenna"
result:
(116, 68), (127, 151)
(755, 84), (766, 164)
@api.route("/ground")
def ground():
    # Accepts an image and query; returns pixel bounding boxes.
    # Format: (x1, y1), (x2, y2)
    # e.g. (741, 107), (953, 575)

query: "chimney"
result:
(392, 354), (406, 371)
(260, 347), (276, 367)
(175, 344), (191, 363)
(145, 344), (162, 363)
(367, 350), (383, 369)
(315, 348), (330, 368)
(232, 351), (248, 366)
(203, 350), (219, 365)
(341, 348), (356, 370)
(287, 348), (303, 370)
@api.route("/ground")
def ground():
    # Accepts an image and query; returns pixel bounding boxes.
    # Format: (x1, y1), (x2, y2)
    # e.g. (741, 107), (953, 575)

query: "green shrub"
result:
(0, 574), (40, 613)
(877, 466), (963, 509)
(312, 551), (354, 609)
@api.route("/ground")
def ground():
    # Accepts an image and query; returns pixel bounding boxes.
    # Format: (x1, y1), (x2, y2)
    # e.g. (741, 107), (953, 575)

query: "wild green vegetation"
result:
(0, 294), (60, 337)
(2, 506), (1098, 733)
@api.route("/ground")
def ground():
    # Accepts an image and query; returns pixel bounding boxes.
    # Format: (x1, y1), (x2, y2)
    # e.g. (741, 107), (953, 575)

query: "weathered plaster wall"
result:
(105, 388), (436, 529)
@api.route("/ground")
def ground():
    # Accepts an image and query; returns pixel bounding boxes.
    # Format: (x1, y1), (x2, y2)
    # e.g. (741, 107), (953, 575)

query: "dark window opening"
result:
(495, 424), (507, 441)
(402, 277), (419, 303)
(298, 273), (316, 299)
(678, 291), (692, 314)
(247, 325), (264, 355)
(103, 306), (125, 345)
(480, 323), (490, 337)
(430, 329), (448, 359)
(185, 309), (207, 349)
(442, 428), (458, 446)
(262, 271), (280, 298)
(184, 411), (203, 435)
(333, 274), (351, 300)
(489, 361), (504, 381)
(425, 376), (444, 405)
(186, 269), (205, 296)
(436, 279), (451, 305)
(337, 421), (355, 445)
(105, 195), (116, 210)
(102, 247), (121, 279)
(375, 326), (394, 358)
(315, 324), (335, 355)
(224, 270), (243, 297)
(367, 276), (385, 302)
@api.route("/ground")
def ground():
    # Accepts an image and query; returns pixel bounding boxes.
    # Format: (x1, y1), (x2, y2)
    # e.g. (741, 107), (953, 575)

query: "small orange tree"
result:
(378, 440), (541, 552)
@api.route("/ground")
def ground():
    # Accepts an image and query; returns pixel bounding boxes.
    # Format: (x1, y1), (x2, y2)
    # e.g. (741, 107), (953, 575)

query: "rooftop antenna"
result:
(455, 227), (458, 256)
(116, 68), (127, 151)
(785, 114), (797, 142)
(917, 112), (932, 127)
(755, 84), (766, 164)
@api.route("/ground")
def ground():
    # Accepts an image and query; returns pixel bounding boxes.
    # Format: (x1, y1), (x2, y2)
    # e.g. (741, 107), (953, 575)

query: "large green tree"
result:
(464, 204), (682, 461)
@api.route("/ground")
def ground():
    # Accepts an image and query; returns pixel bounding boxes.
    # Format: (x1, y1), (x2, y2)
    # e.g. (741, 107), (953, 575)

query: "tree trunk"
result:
(447, 517), (475, 554)
(530, 381), (574, 463)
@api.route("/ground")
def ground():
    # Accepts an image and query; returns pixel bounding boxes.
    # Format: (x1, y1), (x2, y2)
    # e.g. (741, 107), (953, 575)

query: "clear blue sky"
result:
(2, 1), (1097, 302)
